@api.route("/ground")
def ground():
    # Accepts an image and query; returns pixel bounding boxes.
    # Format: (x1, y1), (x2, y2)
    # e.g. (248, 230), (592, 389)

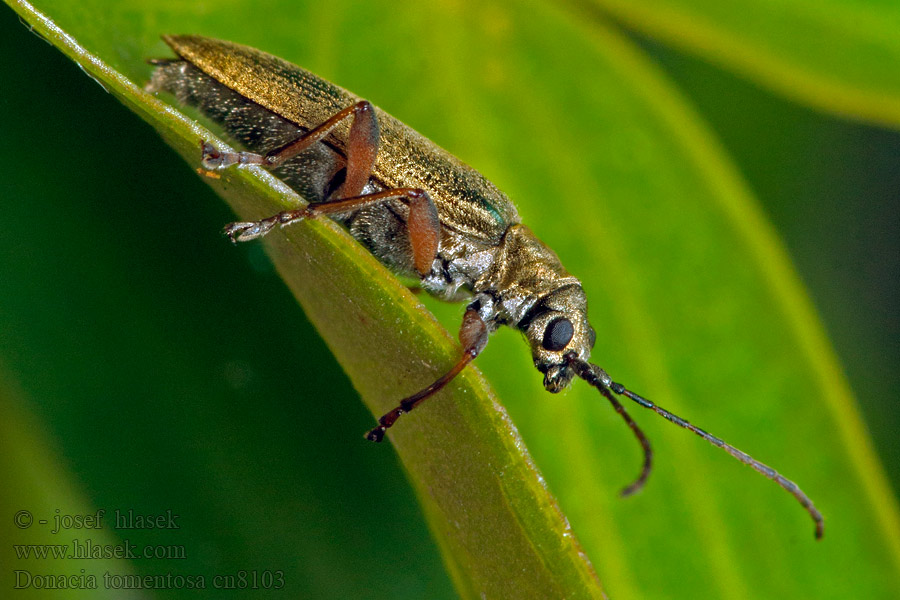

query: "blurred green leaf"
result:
(4, 0), (900, 599)
(0, 372), (136, 598)
(582, 0), (900, 127)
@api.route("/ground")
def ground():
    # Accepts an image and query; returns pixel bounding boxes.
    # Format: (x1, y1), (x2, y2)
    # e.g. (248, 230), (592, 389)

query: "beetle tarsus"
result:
(223, 209), (311, 242)
(200, 141), (228, 169)
(223, 220), (273, 242)
(201, 140), (267, 169)
(365, 427), (386, 443)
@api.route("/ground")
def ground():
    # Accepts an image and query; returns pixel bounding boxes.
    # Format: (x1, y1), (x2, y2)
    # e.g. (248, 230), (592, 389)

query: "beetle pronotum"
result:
(148, 35), (823, 538)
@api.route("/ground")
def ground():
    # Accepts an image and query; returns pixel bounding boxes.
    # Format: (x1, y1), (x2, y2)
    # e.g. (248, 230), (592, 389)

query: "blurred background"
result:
(0, 1), (896, 598)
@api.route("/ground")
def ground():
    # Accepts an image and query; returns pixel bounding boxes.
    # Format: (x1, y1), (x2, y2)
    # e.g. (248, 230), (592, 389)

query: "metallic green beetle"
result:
(149, 35), (822, 538)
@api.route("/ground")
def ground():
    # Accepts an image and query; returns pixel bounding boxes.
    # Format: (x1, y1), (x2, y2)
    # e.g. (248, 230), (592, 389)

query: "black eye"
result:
(587, 326), (596, 349)
(542, 317), (574, 351)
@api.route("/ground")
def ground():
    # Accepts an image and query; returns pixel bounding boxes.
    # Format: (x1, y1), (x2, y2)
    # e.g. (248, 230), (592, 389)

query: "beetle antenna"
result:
(567, 355), (824, 539)
(593, 383), (652, 497)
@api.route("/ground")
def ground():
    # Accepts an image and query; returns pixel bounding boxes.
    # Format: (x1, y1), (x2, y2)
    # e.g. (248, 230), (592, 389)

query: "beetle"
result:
(148, 34), (823, 538)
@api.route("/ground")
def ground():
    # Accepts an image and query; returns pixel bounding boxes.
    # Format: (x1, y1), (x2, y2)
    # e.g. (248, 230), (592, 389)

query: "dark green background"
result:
(1, 3), (896, 598)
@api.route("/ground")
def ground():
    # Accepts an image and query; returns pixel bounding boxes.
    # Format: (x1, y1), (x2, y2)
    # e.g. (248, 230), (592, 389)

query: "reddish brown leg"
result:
(223, 187), (439, 275)
(202, 100), (377, 191)
(215, 100), (439, 275)
(365, 309), (489, 442)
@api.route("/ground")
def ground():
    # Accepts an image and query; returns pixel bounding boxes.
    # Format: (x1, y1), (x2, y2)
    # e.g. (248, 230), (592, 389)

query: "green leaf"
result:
(582, 0), (900, 127)
(3, 0), (899, 599)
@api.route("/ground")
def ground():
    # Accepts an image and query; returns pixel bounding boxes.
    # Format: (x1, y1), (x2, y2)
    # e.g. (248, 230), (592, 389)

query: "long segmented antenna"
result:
(567, 355), (824, 539)
(595, 384), (652, 497)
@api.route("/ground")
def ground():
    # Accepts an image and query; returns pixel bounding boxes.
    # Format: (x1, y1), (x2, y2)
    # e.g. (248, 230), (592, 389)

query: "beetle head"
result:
(522, 284), (596, 393)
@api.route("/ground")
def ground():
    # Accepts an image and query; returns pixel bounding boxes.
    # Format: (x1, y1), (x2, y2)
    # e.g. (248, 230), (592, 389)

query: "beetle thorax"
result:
(464, 224), (596, 392)
(475, 224), (579, 324)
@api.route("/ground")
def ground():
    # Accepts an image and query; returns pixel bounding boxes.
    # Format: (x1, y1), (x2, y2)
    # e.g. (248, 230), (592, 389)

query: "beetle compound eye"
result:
(587, 326), (596, 349)
(543, 317), (574, 351)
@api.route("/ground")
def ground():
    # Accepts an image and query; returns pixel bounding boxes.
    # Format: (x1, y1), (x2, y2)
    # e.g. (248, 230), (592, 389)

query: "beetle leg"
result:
(201, 100), (377, 191)
(365, 308), (489, 442)
(223, 187), (439, 275)
(213, 99), (440, 275)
